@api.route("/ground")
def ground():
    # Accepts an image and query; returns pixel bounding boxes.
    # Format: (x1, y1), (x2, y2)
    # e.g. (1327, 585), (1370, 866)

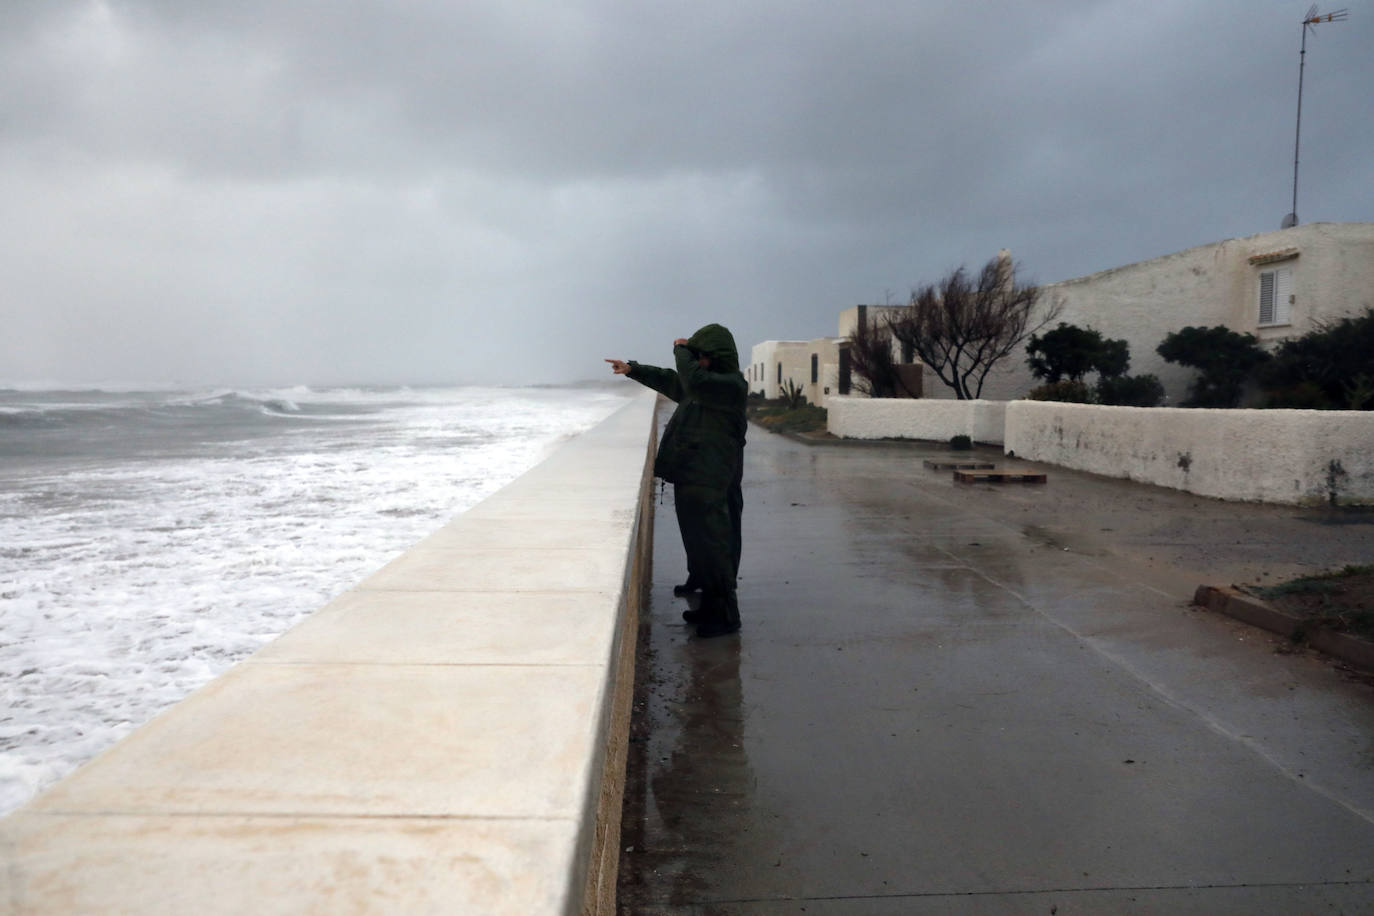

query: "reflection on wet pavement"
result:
(618, 430), (1374, 914)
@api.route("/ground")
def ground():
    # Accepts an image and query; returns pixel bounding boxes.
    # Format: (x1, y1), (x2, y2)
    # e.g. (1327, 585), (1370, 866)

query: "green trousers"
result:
(673, 483), (741, 626)
(675, 464), (743, 586)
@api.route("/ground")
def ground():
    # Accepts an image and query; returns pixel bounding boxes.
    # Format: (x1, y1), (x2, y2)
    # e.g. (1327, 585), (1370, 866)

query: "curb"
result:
(1192, 585), (1374, 671)
(754, 423), (993, 451)
(747, 421), (874, 447)
(772, 429), (852, 447)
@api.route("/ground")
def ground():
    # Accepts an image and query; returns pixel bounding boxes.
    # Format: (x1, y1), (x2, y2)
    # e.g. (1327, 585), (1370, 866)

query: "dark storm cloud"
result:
(2, 0), (1370, 386)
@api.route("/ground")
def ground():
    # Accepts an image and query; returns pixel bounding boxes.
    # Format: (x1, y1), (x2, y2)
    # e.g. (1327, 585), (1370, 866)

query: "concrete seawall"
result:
(0, 389), (659, 915)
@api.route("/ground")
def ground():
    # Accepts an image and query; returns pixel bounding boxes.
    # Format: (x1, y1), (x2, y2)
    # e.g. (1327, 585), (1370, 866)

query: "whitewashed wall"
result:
(818, 362), (840, 407)
(932, 222), (1374, 404)
(750, 338), (838, 405)
(1004, 400), (1374, 506)
(801, 337), (837, 407)
(837, 304), (908, 342)
(827, 396), (1007, 445)
(749, 340), (810, 398)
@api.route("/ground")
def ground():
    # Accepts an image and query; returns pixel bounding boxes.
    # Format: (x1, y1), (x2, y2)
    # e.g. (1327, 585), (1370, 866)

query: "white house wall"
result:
(926, 223), (1374, 404)
(748, 340), (810, 399)
(837, 305), (909, 342)
(1227, 223), (1374, 341)
(804, 337), (839, 406)
(750, 339), (839, 405)
(837, 305), (909, 369)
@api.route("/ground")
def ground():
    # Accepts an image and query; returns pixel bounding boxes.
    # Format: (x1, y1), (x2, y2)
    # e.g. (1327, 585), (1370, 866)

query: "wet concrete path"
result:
(618, 425), (1374, 915)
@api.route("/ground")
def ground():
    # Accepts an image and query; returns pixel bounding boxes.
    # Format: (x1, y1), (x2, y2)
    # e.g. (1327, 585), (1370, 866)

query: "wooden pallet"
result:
(924, 460), (995, 470)
(953, 469), (1047, 484)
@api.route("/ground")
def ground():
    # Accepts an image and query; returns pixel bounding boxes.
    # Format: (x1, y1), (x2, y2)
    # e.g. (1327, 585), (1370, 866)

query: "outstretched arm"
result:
(606, 357), (684, 402)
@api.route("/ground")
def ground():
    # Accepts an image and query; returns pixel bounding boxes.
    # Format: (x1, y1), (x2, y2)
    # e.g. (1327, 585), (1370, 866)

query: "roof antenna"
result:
(1283, 5), (1348, 229)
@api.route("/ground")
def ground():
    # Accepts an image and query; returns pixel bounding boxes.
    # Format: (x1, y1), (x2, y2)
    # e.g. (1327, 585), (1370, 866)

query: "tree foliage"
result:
(1260, 308), (1374, 410)
(1027, 374), (1164, 406)
(1096, 373), (1164, 407)
(1156, 326), (1269, 407)
(1026, 380), (1095, 403)
(1026, 323), (1129, 383)
(888, 255), (1061, 400)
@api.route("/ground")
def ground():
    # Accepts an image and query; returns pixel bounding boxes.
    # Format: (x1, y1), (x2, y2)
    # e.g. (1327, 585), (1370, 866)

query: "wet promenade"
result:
(618, 425), (1374, 914)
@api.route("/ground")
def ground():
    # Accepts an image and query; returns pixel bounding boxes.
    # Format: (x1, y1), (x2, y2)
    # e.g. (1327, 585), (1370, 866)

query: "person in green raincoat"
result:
(606, 324), (747, 637)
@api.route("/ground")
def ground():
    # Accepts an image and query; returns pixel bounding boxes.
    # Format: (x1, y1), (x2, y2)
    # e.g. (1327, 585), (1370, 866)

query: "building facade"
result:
(750, 222), (1373, 407)
(946, 222), (1374, 403)
(749, 302), (919, 406)
(748, 338), (838, 406)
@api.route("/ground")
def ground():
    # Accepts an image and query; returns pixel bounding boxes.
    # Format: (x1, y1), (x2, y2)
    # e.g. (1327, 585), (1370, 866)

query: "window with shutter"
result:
(1275, 267), (1293, 325)
(1258, 267), (1293, 326)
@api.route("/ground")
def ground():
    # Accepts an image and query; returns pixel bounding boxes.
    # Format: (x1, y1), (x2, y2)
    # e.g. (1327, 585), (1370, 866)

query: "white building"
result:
(755, 223), (1373, 406)
(940, 222), (1374, 403)
(749, 304), (919, 407)
(748, 339), (837, 406)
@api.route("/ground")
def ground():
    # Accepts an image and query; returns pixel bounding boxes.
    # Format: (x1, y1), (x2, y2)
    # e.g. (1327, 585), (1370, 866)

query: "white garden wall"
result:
(827, 396), (1007, 445)
(1004, 400), (1374, 506)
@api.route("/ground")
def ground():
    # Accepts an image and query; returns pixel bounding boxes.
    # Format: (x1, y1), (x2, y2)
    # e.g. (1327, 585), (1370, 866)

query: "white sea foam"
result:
(0, 385), (630, 814)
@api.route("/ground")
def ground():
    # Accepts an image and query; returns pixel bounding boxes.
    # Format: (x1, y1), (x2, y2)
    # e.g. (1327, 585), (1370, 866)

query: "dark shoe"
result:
(694, 619), (741, 638)
(673, 580), (701, 597)
(682, 607), (737, 625)
(723, 591), (741, 629)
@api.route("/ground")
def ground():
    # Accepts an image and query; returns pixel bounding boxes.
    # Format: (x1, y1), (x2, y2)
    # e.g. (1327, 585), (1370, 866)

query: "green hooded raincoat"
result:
(627, 324), (747, 624)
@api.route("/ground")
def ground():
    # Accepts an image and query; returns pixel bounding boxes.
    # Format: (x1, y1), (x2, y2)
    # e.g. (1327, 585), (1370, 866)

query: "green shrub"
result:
(1097, 373), (1164, 407)
(1156, 326), (1269, 407)
(1263, 381), (1331, 409)
(1260, 308), (1374, 409)
(1346, 374), (1374, 411)
(949, 434), (972, 450)
(1026, 380), (1095, 403)
(780, 378), (808, 410)
(1026, 322), (1130, 383)
(750, 404), (828, 434)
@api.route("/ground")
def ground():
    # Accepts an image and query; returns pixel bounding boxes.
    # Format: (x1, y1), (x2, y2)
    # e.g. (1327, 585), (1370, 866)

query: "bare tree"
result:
(847, 310), (918, 397)
(888, 254), (1061, 400)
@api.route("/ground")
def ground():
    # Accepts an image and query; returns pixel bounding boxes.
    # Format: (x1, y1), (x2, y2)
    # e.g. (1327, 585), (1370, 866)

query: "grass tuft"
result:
(747, 401), (828, 435)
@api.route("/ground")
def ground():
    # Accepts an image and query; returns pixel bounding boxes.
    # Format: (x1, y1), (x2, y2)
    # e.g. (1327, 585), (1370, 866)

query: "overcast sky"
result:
(2, 0), (1370, 387)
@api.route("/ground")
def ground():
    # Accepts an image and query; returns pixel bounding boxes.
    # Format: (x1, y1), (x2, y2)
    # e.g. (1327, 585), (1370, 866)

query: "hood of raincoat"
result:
(686, 324), (740, 374)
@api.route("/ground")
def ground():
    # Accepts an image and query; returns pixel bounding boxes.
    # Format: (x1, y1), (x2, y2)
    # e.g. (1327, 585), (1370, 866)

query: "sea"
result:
(0, 383), (631, 816)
